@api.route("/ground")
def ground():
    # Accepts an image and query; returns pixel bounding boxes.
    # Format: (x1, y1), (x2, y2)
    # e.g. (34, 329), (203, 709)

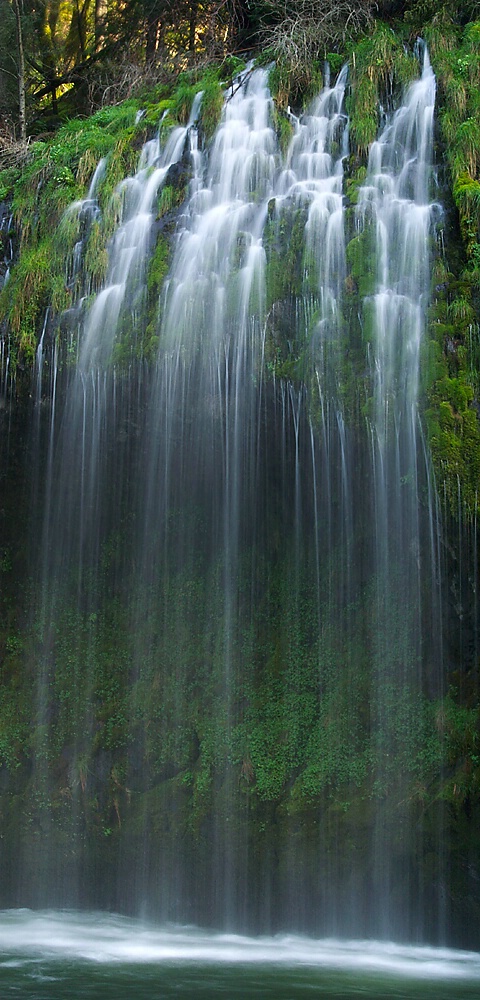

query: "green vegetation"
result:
(269, 59), (324, 112)
(0, 544), (476, 893)
(200, 75), (224, 142)
(274, 110), (295, 155)
(0, 101), (143, 367)
(0, 63), (243, 371)
(347, 23), (418, 155)
(416, 18), (480, 519)
(0, 4), (480, 928)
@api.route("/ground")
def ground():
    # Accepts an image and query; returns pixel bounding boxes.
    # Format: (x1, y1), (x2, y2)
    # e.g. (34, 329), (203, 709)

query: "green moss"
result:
(200, 78), (223, 142)
(269, 60), (323, 112)
(140, 234), (171, 359)
(348, 75), (377, 155)
(345, 226), (376, 298)
(447, 295), (475, 324)
(427, 362), (480, 515)
(420, 19), (480, 522)
(275, 112), (295, 156)
(172, 82), (197, 125)
(0, 92), (154, 363)
(424, 235), (480, 520)
(83, 220), (110, 288)
(432, 21), (480, 210)
(268, 61), (290, 109)
(0, 676), (30, 770)
(147, 234), (170, 294)
(50, 274), (71, 315)
(96, 133), (139, 214)
(157, 184), (186, 219)
(1, 525), (478, 864)
(0, 241), (53, 360)
(143, 98), (173, 129)
(264, 204), (308, 307)
(0, 166), (21, 202)
(345, 165), (367, 206)
(452, 172), (480, 258)
(348, 24), (418, 156)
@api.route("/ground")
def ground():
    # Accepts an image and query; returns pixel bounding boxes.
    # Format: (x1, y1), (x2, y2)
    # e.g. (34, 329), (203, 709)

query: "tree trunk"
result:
(189, 0), (198, 59)
(11, 0), (26, 143)
(145, 14), (160, 63)
(94, 0), (106, 51)
(74, 0), (87, 62)
(49, 80), (58, 115)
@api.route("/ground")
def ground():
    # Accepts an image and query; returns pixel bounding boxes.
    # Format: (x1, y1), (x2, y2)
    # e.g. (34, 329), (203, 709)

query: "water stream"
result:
(1, 912), (480, 999)
(2, 51), (467, 955)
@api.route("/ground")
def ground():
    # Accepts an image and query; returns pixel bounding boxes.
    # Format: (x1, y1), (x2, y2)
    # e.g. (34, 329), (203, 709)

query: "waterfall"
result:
(354, 49), (441, 935)
(11, 54), (448, 941)
(24, 94), (205, 902)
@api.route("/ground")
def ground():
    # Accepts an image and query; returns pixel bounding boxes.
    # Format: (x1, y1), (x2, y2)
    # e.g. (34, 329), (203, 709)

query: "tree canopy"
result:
(1, 0), (480, 140)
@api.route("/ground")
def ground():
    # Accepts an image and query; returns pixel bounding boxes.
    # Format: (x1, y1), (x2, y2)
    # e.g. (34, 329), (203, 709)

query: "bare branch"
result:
(260, 0), (376, 71)
(0, 123), (30, 169)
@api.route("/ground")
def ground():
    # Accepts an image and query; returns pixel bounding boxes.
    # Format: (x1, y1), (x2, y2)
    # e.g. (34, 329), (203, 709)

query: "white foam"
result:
(0, 911), (479, 979)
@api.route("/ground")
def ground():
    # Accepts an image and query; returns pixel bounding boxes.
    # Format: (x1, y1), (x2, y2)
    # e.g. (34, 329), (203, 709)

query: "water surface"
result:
(1, 911), (480, 998)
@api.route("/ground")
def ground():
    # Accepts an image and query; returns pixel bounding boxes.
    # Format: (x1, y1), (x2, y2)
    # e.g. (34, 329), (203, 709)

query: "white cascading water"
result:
(36, 93), (203, 587)
(132, 66), (351, 924)
(81, 97), (203, 369)
(27, 96), (205, 886)
(20, 55), (445, 941)
(281, 65), (347, 327)
(137, 68), (280, 924)
(355, 48), (440, 933)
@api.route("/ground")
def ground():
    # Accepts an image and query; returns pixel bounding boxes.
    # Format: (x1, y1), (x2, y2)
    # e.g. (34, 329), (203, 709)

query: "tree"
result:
(10, 0), (26, 141)
(259, 0), (375, 71)
(0, 0), (27, 141)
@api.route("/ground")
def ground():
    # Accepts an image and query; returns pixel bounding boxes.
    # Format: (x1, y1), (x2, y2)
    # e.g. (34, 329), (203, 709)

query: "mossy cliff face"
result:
(0, 27), (479, 946)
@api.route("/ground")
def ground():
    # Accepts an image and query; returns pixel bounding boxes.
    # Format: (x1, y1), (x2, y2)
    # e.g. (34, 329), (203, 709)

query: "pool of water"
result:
(1, 911), (480, 998)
